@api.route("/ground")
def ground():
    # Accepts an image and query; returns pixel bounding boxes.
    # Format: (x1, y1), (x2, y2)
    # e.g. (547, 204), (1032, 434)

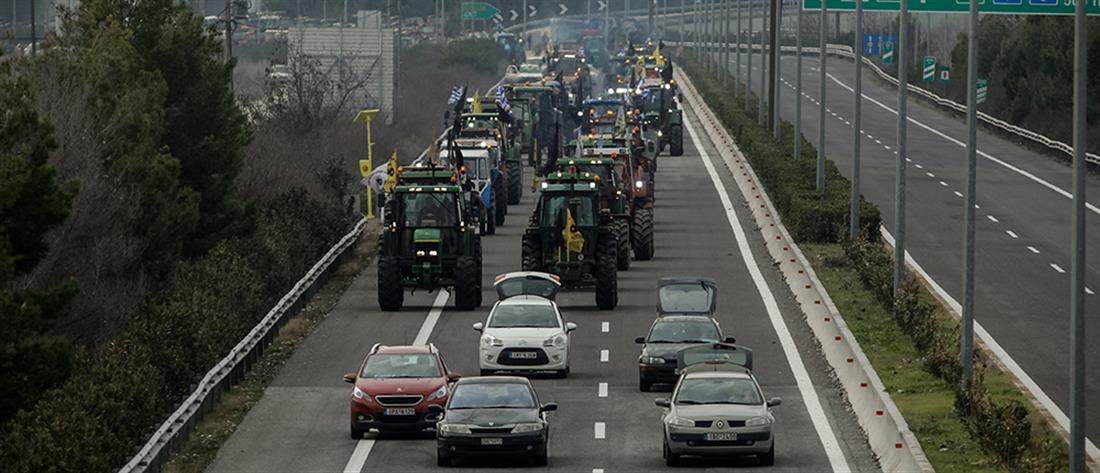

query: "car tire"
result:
(480, 369), (493, 376)
(663, 441), (680, 466)
(759, 441), (775, 466)
(639, 378), (652, 392)
(437, 452), (452, 467)
(554, 366), (570, 378)
(350, 426), (364, 440)
(532, 445), (548, 466)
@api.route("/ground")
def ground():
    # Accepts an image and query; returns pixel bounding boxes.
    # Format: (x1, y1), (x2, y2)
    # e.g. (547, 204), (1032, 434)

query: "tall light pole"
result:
(816, 0), (827, 192)
(1068, 0), (1088, 469)
(794, 0), (802, 159)
(893, 0), (910, 292)
(849, 0), (863, 238)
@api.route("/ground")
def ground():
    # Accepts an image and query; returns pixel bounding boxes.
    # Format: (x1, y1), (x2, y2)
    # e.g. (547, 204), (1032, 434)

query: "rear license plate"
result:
(705, 432), (738, 441)
(509, 352), (538, 359)
(384, 408), (415, 416)
(480, 437), (503, 445)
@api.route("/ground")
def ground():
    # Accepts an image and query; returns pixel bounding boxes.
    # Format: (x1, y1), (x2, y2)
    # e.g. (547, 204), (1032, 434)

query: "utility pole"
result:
(769, 0), (780, 137)
(223, 0), (233, 64)
(794, 0), (802, 159)
(893, 0), (910, 292)
(30, 0), (36, 56)
(850, 0), (863, 238)
(959, 0), (979, 390)
(758, 0), (767, 126)
(816, 0), (827, 192)
(1068, 0), (1087, 469)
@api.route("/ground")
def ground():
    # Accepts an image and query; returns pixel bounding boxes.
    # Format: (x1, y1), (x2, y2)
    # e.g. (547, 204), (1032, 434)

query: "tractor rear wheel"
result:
(472, 234), (483, 307)
(595, 233), (618, 310)
(507, 161), (523, 204)
(613, 218), (631, 271)
(454, 256), (480, 310)
(487, 197), (497, 235)
(632, 207), (655, 261)
(521, 233), (542, 271)
(669, 125), (684, 156)
(494, 182), (507, 225)
(377, 256), (404, 311)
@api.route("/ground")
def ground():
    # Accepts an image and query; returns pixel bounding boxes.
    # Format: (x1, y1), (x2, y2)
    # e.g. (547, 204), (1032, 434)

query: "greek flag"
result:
(495, 86), (510, 112)
(448, 86), (463, 106)
(634, 76), (645, 96)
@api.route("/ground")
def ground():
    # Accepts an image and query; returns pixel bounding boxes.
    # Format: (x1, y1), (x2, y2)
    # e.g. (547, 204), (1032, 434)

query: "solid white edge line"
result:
(683, 114), (852, 473)
(342, 438), (376, 473)
(594, 422), (606, 439)
(343, 289), (450, 473)
(880, 228), (1100, 463)
(823, 72), (1100, 216)
(598, 382), (608, 398)
(599, 349), (609, 362)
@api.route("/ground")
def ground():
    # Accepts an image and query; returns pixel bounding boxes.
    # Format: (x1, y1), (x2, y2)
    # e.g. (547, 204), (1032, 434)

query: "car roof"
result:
(456, 375), (531, 385)
(497, 295), (555, 306)
(373, 345), (434, 355)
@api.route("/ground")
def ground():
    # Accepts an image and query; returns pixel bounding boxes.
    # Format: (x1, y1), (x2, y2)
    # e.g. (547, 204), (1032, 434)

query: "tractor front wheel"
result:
(521, 233), (542, 271)
(613, 218), (631, 271)
(632, 207), (655, 261)
(669, 125), (684, 156)
(494, 183), (507, 225)
(454, 256), (481, 310)
(595, 233), (618, 310)
(507, 161), (523, 205)
(377, 256), (404, 311)
(472, 234), (483, 307)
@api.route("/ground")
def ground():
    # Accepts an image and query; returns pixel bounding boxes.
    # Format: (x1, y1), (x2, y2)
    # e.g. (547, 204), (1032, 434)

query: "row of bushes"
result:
(0, 191), (351, 472)
(683, 51), (1061, 471)
(682, 51), (881, 243)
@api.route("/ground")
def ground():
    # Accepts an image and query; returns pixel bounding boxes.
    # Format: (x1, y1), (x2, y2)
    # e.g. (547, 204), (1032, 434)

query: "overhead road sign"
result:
(461, 2), (501, 21)
(923, 56), (937, 81)
(803, 0), (1100, 15)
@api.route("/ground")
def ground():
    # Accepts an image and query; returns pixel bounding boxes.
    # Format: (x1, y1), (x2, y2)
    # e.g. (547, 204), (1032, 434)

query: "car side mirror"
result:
(540, 402), (558, 412)
(342, 373), (356, 384)
(655, 398), (670, 408)
(427, 404), (445, 414)
(448, 372), (462, 382)
(723, 336), (736, 344)
(565, 322), (577, 332)
(767, 397), (782, 408)
(472, 322), (484, 332)
(634, 336), (646, 344)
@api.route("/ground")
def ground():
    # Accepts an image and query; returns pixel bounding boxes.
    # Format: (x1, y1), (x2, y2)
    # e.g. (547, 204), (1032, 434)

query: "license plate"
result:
(384, 408), (415, 416)
(509, 352), (537, 359)
(480, 437), (503, 445)
(705, 432), (738, 441)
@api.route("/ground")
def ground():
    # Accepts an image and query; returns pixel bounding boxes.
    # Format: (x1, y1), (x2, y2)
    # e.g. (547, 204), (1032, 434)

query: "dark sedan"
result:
(637, 315), (735, 391)
(431, 376), (557, 467)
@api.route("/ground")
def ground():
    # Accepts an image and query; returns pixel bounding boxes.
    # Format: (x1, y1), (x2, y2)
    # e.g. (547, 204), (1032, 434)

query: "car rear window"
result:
(659, 283), (714, 313)
(449, 382), (536, 409)
(675, 378), (762, 406)
(361, 354), (441, 378)
(648, 319), (720, 343)
(489, 304), (559, 328)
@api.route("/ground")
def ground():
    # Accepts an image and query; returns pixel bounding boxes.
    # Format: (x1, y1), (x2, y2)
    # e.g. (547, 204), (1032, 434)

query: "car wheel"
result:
(759, 441), (775, 466)
(639, 377), (652, 392)
(480, 369), (493, 376)
(437, 452), (452, 467)
(350, 426), (364, 440)
(663, 441), (680, 466)
(532, 444), (548, 466)
(554, 367), (570, 378)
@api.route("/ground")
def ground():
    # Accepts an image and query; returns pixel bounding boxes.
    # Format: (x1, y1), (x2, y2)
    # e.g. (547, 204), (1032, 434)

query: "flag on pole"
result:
(563, 209), (584, 253)
(654, 46), (665, 67)
(383, 150), (399, 192)
(447, 85), (463, 106)
(471, 89), (483, 113)
(495, 86), (511, 112)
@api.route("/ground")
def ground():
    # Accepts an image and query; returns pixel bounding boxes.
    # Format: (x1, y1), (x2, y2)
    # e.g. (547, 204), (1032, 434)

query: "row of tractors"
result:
(375, 37), (682, 312)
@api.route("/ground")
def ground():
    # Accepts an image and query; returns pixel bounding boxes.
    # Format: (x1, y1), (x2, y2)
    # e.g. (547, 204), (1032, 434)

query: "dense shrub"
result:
(439, 38), (506, 76)
(681, 52), (881, 243)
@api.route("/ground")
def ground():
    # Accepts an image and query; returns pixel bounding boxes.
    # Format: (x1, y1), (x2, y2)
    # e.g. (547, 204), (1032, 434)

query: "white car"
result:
(473, 272), (575, 378)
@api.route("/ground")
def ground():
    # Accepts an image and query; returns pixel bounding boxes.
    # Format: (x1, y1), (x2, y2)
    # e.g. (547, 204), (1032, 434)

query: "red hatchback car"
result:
(343, 344), (461, 438)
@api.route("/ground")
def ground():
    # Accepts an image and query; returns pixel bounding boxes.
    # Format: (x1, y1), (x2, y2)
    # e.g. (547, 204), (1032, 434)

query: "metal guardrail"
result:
(678, 40), (1099, 166)
(119, 217), (369, 473)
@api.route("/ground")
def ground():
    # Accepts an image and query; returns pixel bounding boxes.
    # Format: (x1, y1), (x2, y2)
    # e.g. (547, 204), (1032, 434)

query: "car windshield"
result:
(361, 354), (441, 378)
(659, 283), (715, 313)
(449, 382), (536, 409)
(401, 193), (456, 227)
(541, 195), (595, 227)
(675, 377), (763, 405)
(647, 319), (720, 343)
(489, 303), (559, 328)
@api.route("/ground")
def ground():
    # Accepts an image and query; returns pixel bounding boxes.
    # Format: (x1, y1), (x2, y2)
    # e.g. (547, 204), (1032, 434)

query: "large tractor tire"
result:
(612, 218), (631, 271)
(521, 233), (542, 271)
(507, 161), (523, 204)
(493, 186), (506, 227)
(595, 234), (618, 310)
(632, 207), (655, 261)
(669, 125), (684, 156)
(487, 193), (497, 235)
(472, 234), (484, 307)
(454, 255), (480, 310)
(377, 256), (404, 311)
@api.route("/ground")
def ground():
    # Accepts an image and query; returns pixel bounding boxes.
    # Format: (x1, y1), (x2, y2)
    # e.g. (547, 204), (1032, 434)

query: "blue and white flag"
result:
(634, 76), (645, 96)
(448, 85), (464, 106)
(495, 86), (511, 112)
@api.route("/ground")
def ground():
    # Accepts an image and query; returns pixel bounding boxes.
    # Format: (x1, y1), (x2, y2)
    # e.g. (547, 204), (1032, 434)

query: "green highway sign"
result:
(461, 2), (501, 20)
(923, 56), (937, 81)
(803, 0), (1100, 15)
(883, 41), (894, 64)
(977, 78), (988, 104)
(938, 65), (952, 83)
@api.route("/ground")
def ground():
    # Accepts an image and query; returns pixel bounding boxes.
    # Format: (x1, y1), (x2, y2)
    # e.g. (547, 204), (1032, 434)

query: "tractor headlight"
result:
(635, 180), (643, 189)
(416, 250), (426, 256)
(657, 130), (663, 137)
(429, 250), (438, 256)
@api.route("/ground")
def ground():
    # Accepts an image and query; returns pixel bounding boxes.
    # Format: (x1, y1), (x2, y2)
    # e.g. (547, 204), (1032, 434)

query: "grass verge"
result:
(162, 222), (380, 473)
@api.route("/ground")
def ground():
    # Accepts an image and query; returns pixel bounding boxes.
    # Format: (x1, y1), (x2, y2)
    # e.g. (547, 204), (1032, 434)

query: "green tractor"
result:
(521, 172), (618, 310)
(511, 84), (565, 175)
(463, 98), (525, 205)
(635, 83), (684, 156)
(377, 166), (483, 311)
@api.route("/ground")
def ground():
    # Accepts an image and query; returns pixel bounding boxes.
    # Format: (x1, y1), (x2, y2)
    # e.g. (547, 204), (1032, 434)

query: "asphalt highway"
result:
(207, 95), (880, 472)
(717, 48), (1100, 453)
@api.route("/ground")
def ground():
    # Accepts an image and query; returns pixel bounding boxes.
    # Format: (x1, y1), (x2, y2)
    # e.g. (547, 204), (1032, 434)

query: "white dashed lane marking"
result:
(594, 422), (607, 439)
(1051, 264), (1066, 274)
(600, 349), (609, 362)
(1028, 246), (1041, 254)
(601, 321), (609, 333)
(598, 383), (608, 398)
(988, 215), (999, 223)
(1006, 230), (1019, 239)
(954, 191), (964, 198)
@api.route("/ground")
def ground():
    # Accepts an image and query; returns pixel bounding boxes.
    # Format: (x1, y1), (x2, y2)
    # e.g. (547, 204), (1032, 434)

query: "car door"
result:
(494, 272), (561, 301)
